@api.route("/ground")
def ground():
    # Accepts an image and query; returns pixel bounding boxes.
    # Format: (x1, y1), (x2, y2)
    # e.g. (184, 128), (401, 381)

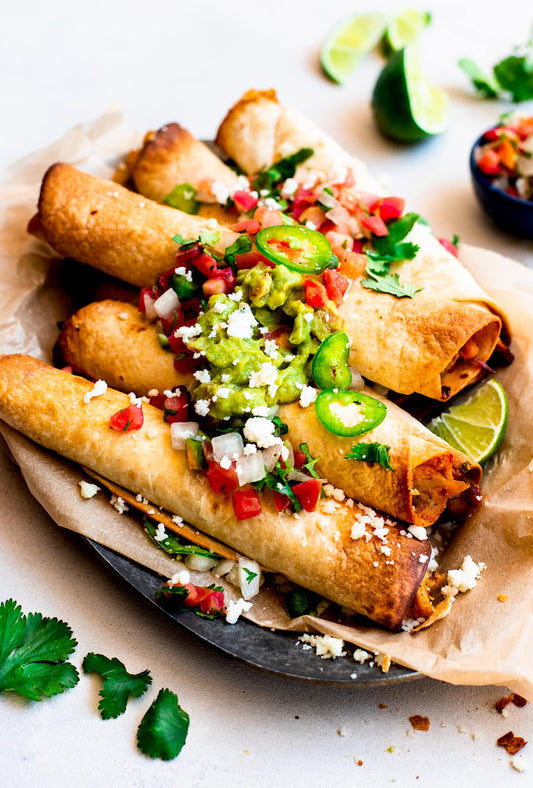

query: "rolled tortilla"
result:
(30, 163), (238, 288)
(0, 354), (431, 629)
(55, 299), (481, 528)
(130, 123), (239, 207)
(216, 90), (509, 400)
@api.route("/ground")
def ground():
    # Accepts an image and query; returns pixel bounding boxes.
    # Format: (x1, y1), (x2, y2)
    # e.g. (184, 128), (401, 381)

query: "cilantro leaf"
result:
(82, 652), (152, 719)
(137, 688), (189, 761)
(361, 269), (422, 299)
(252, 148), (314, 192)
(494, 53), (533, 102)
(345, 442), (394, 471)
(299, 442), (321, 479)
(0, 599), (79, 701)
(243, 568), (257, 584)
(458, 58), (500, 98)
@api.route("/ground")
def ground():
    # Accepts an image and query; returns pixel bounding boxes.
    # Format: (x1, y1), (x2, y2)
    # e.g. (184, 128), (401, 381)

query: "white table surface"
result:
(1, 1), (532, 785)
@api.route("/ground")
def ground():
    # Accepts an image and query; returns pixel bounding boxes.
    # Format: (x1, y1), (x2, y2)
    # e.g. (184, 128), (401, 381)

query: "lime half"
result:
(428, 380), (508, 465)
(382, 10), (431, 55)
(372, 46), (448, 142)
(321, 13), (388, 84)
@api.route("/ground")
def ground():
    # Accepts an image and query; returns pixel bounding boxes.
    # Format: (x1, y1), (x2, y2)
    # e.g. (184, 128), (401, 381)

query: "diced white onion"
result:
(348, 367), (365, 391)
(212, 558), (235, 578)
(154, 288), (180, 320)
(283, 441), (294, 470)
(143, 292), (157, 320)
(211, 432), (244, 462)
(318, 189), (338, 209)
(516, 155), (533, 177)
(262, 443), (283, 472)
(286, 470), (312, 483)
(170, 421), (199, 450)
(236, 453), (266, 485)
(227, 557), (262, 600)
(184, 554), (218, 571)
(326, 204), (351, 227)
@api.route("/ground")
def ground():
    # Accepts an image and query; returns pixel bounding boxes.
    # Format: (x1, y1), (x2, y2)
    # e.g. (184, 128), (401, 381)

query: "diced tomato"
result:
(352, 238), (365, 253)
(273, 491), (290, 511)
(337, 250), (368, 279)
(138, 287), (156, 315)
(299, 205), (327, 228)
(343, 168), (355, 188)
(148, 392), (166, 410)
(438, 238), (459, 258)
(495, 139), (518, 170)
(293, 449), (307, 470)
(374, 196), (404, 222)
(229, 219), (261, 234)
(234, 250), (273, 269)
(323, 269), (350, 305)
(180, 298), (203, 321)
(512, 117), (533, 140)
(174, 243), (201, 266)
(356, 191), (382, 212)
(193, 252), (218, 278)
(477, 148), (501, 176)
(292, 187), (316, 209)
(109, 403), (144, 432)
(316, 218), (337, 235)
(168, 318), (197, 354)
(174, 354), (198, 375)
(163, 389), (189, 423)
(360, 214), (389, 237)
(254, 206), (284, 228)
(304, 278), (329, 309)
(325, 231), (353, 256)
(167, 583), (226, 615)
(207, 460), (239, 496)
(233, 190), (259, 212)
(292, 479), (322, 512)
(233, 488), (262, 520)
(202, 267), (236, 296)
(263, 326), (292, 349)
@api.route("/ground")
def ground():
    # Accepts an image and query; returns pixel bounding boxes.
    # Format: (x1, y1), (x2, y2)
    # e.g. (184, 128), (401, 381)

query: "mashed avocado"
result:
(183, 263), (341, 421)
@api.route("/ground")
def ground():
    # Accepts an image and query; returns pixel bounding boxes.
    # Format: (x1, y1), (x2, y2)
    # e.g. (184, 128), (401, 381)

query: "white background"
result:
(1, 1), (532, 786)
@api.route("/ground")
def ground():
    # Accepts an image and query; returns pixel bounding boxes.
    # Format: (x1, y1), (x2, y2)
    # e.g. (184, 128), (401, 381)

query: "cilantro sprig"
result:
(137, 688), (190, 761)
(459, 29), (533, 102)
(251, 148), (314, 194)
(144, 518), (220, 560)
(345, 442), (394, 471)
(362, 213), (422, 299)
(299, 442), (321, 479)
(0, 598), (79, 701)
(82, 652), (152, 719)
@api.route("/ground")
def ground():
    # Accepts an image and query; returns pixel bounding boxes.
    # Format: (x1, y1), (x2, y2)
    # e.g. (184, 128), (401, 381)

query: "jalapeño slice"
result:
(255, 226), (335, 274)
(312, 331), (351, 390)
(315, 390), (387, 437)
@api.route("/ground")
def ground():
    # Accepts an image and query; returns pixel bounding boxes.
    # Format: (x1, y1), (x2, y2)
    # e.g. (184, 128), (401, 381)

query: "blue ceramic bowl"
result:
(470, 133), (533, 239)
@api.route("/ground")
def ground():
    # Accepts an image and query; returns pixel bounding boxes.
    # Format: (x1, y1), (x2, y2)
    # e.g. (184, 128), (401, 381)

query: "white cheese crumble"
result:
(243, 417), (281, 449)
(408, 525), (428, 541)
(243, 444), (257, 456)
(174, 323), (202, 341)
(298, 634), (346, 659)
(172, 515), (184, 526)
(193, 369), (211, 383)
(226, 598), (253, 625)
(109, 495), (128, 514)
(212, 300), (226, 314)
(511, 756), (528, 773)
(281, 177), (298, 197)
(350, 521), (367, 540)
(153, 523), (167, 542)
(228, 290), (243, 302)
(79, 481), (99, 499)
(442, 555), (486, 597)
(251, 405), (270, 417)
(170, 569), (190, 585)
(299, 385), (317, 408)
(226, 304), (258, 339)
(194, 399), (211, 417)
(353, 648), (371, 664)
(249, 362), (278, 392)
(83, 379), (107, 404)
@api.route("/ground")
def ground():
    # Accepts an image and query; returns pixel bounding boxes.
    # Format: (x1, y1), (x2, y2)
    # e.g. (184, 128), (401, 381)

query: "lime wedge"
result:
(382, 10), (431, 55)
(321, 13), (388, 84)
(371, 46), (449, 142)
(427, 380), (508, 465)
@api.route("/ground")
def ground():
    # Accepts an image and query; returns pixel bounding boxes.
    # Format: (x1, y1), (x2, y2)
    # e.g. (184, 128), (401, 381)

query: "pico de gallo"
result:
(474, 115), (533, 201)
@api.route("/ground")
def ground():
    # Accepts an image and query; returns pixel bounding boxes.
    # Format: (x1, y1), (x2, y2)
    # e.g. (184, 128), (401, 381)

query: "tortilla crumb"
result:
(375, 654), (392, 673)
(497, 731), (528, 755)
(497, 593), (510, 602)
(495, 694), (528, 713)
(379, 704), (389, 709)
(409, 715), (430, 731)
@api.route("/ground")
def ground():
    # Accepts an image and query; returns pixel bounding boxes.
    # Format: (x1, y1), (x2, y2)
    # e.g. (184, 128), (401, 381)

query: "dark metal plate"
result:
(86, 538), (420, 687)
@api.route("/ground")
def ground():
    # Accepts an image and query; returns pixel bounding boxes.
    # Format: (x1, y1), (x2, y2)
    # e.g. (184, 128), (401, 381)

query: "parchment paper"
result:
(1, 112), (532, 698)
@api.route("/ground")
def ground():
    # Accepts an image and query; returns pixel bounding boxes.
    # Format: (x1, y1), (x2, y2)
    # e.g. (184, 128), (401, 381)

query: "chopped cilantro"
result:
(362, 213), (421, 299)
(224, 234), (253, 272)
(299, 442), (321, 479)
(459, 31), (533, 102)
(144, 518), (220, 560)
(0, 598), (79, 701)
(255, 462), (302, 512)
(285, 588), (320, 618)
(243, 568), (258, 584)
(271, 416), (289, 437)
(345, 442), (394, 471)
(137, 688), (189, 761)
(458, 58), (500, 98)
(82, 652), (152, 719)
(252, 148), (314, 193)
(361, 268), (422, 299)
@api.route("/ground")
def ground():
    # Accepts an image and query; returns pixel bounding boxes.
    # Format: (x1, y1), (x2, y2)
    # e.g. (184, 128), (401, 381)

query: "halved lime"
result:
(372, 46), (449, 142)
(382, 10), (431, 55)
(321, 13), (388, 84)
(427, 379), (508, 465)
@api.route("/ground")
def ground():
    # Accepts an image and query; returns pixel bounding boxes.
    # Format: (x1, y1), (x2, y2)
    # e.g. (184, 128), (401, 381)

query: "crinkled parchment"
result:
(1, 112), (532, 698)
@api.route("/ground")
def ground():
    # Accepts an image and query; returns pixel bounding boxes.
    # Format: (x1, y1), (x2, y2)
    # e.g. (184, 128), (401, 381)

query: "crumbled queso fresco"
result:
(298, 634), (346, 659)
